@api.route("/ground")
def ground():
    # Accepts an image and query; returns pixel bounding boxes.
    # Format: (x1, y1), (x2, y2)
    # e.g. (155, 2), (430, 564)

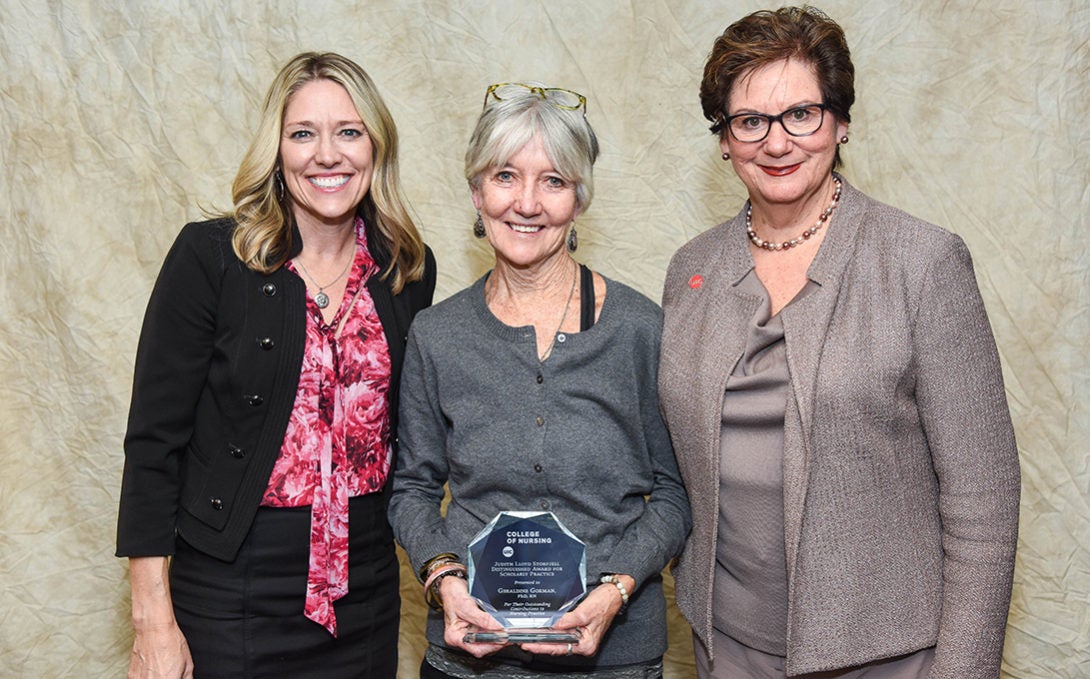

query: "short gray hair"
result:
(465, 83), (600, 211)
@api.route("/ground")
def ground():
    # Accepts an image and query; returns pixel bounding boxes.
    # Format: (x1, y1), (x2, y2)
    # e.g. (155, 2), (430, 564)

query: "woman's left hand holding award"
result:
(438, 575), (508, 657)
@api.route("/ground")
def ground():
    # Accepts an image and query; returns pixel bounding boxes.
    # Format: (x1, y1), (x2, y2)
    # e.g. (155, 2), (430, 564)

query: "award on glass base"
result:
(462, 511), (587, 644)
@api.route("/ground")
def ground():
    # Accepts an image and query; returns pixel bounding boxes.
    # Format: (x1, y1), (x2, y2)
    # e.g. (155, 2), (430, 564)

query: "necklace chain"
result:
(538, 260), (578, 363)
(746, 175), (843, 252)
(295, 251), (355, 309)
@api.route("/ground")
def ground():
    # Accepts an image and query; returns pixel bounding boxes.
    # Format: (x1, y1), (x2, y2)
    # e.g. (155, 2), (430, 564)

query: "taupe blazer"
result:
(659, 180), (1019, 677)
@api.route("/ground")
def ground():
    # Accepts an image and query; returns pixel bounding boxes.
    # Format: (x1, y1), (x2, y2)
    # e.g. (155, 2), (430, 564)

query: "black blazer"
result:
(116, 218), (436, 561)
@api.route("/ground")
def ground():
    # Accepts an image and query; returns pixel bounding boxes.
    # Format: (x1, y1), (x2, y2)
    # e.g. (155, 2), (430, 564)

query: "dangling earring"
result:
(722, 152), (730, 161)
(566, 224), (578, 253)
(839, 135), (849, 144)
(274, 169), (285, 200)
(473, 211), (486, 238)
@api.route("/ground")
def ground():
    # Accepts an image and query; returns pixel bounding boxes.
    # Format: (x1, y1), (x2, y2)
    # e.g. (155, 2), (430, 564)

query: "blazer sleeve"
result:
(116, 223), (224, 557)
(913, 235), (1020, 677)
(598, 314), (692, 588)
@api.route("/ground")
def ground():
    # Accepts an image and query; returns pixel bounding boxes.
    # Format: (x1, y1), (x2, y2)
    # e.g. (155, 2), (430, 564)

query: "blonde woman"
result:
(117, 52), (434, 678)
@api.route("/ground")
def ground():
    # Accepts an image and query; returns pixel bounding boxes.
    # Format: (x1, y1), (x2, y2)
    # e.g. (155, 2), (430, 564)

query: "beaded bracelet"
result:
(600, 574), (630, 614)
(425, 567), (467, 610)
(424, 563), (467, 610)
(418, 552), (460, 582)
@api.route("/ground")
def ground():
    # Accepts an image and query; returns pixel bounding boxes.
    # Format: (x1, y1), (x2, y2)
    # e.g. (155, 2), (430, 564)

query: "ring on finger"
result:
(566, 642), (573, 655)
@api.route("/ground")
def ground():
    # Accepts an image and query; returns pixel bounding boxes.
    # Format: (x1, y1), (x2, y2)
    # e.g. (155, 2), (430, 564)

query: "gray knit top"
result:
(390, 273), (692, 671)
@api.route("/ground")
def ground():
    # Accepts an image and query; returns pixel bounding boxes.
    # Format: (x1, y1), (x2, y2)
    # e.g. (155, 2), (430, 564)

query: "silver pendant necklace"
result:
(537, 261), (578, 363)
(295, 253), (354, 309)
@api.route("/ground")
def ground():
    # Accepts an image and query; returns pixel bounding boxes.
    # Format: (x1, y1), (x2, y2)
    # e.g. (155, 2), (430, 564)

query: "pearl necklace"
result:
(746, 175), (842, 252)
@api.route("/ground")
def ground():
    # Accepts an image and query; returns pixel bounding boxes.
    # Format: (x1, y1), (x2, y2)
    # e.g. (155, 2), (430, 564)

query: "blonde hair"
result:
(229, 52), (425, 292)
(465, 84), (599, 212)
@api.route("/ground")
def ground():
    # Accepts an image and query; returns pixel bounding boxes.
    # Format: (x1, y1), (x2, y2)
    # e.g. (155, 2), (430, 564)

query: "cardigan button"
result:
(228, 444), (245, 459)
(258, 337), (275, 350)
(210, 497), (223, 510)
(539, 499), (550, 510)
(535, 416), (544, 427)
(246, 394), (263, 406)
(262, 283), (277, 296)
(533, 464), (543, 473)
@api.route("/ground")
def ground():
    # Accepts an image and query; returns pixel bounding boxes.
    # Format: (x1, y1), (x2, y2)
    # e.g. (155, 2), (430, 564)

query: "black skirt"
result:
(170, 493), (400, 678)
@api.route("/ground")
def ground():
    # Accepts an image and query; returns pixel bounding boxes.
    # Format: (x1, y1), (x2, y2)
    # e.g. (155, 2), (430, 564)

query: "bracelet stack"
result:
(600, 574), (630, 615)
(418, 552), (459, 582)
(420, 553), (467, 610)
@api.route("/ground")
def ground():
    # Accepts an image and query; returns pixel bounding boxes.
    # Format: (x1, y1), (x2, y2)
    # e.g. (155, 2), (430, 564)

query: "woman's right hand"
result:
(438, 575), (507, 657)
(128, 621), (193, 679)
(127, 557), (194, 679)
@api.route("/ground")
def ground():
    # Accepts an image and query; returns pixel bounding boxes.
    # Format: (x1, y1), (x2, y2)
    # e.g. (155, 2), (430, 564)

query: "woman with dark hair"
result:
(116, 51), (435, 678)
(659, 7), (1019, 678)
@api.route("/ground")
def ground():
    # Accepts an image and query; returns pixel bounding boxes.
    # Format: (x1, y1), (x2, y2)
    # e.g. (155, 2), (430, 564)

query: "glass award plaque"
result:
(463, 511), (587, 644)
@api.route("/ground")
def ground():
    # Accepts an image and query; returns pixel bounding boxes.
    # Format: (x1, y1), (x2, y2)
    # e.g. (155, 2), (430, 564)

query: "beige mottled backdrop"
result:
(0, 0), (1085, 677)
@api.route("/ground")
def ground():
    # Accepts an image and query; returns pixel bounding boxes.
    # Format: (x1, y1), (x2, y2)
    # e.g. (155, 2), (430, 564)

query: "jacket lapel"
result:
(696, 222), (763, 489)
(664, 218), (762, 507)
(779, 179), (866, 569)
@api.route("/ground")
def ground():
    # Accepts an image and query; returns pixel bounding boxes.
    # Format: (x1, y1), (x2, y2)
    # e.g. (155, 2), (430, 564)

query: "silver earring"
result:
(473, 212), (486, 238)
(274, 169), (285, 200)
(566, 224), (578, 252)
(839, 135), (849, 144)
(722, 152), (730, 160)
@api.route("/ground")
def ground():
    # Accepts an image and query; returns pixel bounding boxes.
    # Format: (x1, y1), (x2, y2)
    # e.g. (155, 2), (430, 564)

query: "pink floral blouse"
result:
(261, 218), (392, 636)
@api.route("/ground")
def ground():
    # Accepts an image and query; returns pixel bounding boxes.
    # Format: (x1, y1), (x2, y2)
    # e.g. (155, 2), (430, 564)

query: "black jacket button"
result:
(210, 497), (223, 510)
(246, 394), (263, 406)
(262, 283), (277, 296)
(258, 337), (275, 350)
(228, 444), (245, 459)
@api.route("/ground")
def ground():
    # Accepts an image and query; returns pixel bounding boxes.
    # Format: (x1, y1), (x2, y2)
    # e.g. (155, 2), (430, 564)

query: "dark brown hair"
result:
(700, 6), (854, 146)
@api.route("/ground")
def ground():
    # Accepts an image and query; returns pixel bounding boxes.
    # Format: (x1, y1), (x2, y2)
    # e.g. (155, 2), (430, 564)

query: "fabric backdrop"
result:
(0, 1), (1085, 677)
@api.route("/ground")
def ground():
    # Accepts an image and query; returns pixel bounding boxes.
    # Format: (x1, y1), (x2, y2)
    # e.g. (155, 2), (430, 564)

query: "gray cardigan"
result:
(659, 180), (1019, 677)
(390, 274), (691, 670)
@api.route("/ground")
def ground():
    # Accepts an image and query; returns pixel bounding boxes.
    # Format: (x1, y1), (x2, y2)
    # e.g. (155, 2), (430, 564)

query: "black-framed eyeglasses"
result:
(724, 104), (828, 143)
(484, 82), (587, 115)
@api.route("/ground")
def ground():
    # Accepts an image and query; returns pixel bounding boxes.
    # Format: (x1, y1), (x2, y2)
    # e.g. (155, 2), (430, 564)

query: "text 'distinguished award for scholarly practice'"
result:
(463, 511), (587, 644)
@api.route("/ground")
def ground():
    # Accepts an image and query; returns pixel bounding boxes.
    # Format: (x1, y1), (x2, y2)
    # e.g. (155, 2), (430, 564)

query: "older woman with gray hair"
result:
(389, 82), (691, 678)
